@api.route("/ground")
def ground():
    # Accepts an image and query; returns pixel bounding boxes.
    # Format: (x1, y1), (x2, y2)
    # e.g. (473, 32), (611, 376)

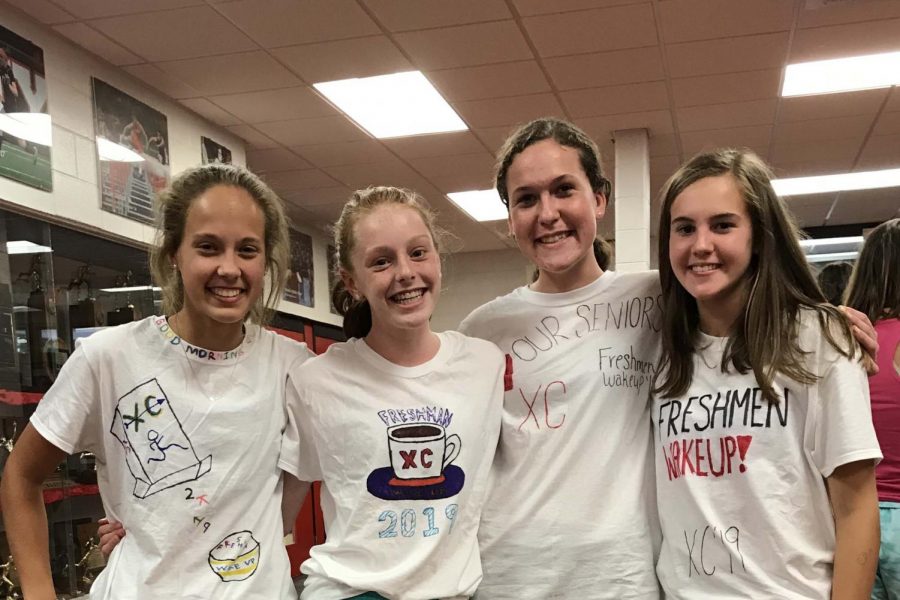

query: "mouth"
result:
(536, 231), (573, 245)
(208, 287), (245, 300)
(689, 264), (721, 273)
(390, 288), (426, 305)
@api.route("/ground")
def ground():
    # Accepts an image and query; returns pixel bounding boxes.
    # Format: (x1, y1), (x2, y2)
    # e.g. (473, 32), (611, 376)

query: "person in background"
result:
(846, 217), (900, 600)
(818, 261), (854, 306)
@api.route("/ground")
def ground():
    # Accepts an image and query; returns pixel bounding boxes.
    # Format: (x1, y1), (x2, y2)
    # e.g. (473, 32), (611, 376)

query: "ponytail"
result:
(331, 278), (372, 339)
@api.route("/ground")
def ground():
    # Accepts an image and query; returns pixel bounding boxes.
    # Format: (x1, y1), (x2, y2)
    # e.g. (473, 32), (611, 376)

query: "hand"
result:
(97, 518), (125, 560)
(840, 306), (879, 375)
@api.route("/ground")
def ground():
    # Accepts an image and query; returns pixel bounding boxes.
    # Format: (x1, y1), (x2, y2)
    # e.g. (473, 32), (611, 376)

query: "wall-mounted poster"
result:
(326, 244), (339, 315)
(0, 25), (52, 191)
(284, 229), (314, 307)
(91, 78), (169, 225)
(201, 136), (231, 165)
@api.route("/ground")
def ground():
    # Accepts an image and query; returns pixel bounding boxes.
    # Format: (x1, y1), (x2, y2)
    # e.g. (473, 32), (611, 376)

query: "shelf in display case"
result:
(0, 388), (43, 406)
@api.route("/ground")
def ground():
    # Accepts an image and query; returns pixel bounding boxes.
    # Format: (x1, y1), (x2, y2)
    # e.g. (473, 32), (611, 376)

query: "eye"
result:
(673, 223), (694, 236)
(239, 245), (260, 257)
(555, 183), (575, 197)
(513, 193), (536, 207)
(371, 257), (390, 270)
(712, 221), (736, 232)
(410, 247), (428, 260)
(196, 241), (217, 253)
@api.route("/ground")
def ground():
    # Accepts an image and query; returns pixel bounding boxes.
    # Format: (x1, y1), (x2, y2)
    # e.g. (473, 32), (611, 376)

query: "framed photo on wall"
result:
(0, 24), (52, 191)
(91, 78), (170, 225)
(326, 244), (339, 315)
(201, 136), (231, 165)
(284, 229), (314, 308)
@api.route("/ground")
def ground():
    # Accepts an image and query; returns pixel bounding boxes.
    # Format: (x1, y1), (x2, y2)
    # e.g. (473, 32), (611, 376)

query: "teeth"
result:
(211, 288), (242, 298)
(392, 290), (424, 304)
(538, 232), (568, 244)
(691, 265), (719, 273)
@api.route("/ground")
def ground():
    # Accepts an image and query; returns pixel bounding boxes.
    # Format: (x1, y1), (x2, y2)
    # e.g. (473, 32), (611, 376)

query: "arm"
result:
(826, 459), (880, 599)
(281, 473), (311, 537)
(0, 424), (68, 600)
(840, 306), (879, 375)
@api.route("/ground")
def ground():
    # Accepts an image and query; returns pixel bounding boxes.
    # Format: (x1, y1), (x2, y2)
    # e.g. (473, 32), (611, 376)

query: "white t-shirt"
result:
(30, 316), (312, 599)
(279, 331), (505, 600)
(652, 312), (882, 599)
(459, 271), (663, 600)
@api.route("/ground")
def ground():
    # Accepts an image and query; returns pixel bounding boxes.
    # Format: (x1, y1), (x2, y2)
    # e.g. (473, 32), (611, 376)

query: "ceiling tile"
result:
(123, 63), (201, 99)
(155, 51), (302, 95)
(362, 0), (511, 31)
(772, 115), (872, 146)
(246, 147), (313, 172)
(827, 188), (900, 225)
(855, 134), (900, 170)
(453, 93), (565, 129)
(789, 18), (900, 62)
(57, 0), (204, 19)
(255, 116), (369, 146)
(178, 98), (242, 126)
(666, 33), (789, 78)
(261, 168), (340, 192)
(562, 81), (668, 118)
(407, 151), (495, 179)
(671, 69), (781, 108)
(578, 110), (675, 143)
(426, 61), (550, 103)
(680, 126), (773, 157)
(283, 186), (353, 208)
(6, 0), (75, 23)
(384, 132), (489, 159)
(786, 202), (829, 228)
(798, 0), (900, 28)
(225, 124), (280, 149)
(777, 89), (888, 123)
(213, 0), (379, 47)
(208, 87), (336, 123)
(297, 201), (345, 224)
(271, 36), (412, 83)
(657, 0), (793, 44)
(649, 153), (682, 196)
(323, 159), (429, 191)
(649, 133), (679, 158)
(769, 138), (860, 176)
(294, 140), (394, 167)
(512, 0), (647, 17)
(394, 21), (531, 70)
(52, 22), (144, 65)
(523, 4), (657, 57)
(474, 126), (519, 154)
(430, 169), (497, 193)
(90, 6), (257, 62)
(544, 47), (664, 90)
(873, 110), (900, 137)
(676, 99), (777, 131)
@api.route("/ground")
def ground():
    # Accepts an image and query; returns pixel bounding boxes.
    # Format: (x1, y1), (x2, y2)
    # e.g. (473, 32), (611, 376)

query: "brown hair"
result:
(331, 186), (442, 339)
(654, 148), (855, 404)
(149, 163), (290, 325)
(846, 218), (900, 323)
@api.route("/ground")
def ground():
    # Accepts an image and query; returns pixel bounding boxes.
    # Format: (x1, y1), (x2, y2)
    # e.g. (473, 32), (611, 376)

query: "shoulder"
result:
(444, 330), (504, 362)
(795, 307), (856, 368)
(608, 270), (661, 295)
(255, 327), (315, 368)
(77, 317), (156, 356)
(458, 286), (527, 335)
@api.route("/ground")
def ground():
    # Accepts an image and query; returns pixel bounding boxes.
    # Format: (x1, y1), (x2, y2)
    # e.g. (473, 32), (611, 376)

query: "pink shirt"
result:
(871, 318), (900, 503)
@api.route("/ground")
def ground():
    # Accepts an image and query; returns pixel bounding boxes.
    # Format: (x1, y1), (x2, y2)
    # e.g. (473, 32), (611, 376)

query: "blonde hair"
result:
(331, 186), (442, 338)
(149, 163), (290, 325)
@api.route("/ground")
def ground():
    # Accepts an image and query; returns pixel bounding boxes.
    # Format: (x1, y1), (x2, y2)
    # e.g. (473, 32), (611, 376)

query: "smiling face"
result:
(343, 204), (441, 338)
(506, 139), (606, 293)
(172, 185), (266, 342)
(668, 173), (755, 327)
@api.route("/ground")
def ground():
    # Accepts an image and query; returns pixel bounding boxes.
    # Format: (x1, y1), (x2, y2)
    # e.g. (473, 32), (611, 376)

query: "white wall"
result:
(432, 248), (530, 332)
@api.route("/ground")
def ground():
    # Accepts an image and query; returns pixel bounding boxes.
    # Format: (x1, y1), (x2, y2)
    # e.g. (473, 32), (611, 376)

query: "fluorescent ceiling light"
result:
(314, 71), (467, 138)
(799, 236), (864, 249)
(96, 137), (145, 162)
(99, 285), (161, 293)
(772, 168), (900, 196)
(447, 189), (507, 222)
(782, 51), (900, 97)
(7, 240), (52, 254)
(0, 112), (52, 146)
(806, 251), (858, 263)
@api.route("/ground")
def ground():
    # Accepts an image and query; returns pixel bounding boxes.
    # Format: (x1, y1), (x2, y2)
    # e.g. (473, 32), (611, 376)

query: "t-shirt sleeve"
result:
(278, 367), (323, 482)
(29, 341), (102, 456)
(810, 352), (882, 478)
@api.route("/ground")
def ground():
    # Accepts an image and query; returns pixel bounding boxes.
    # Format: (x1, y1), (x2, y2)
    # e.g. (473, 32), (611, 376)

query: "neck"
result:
(533, 259), (603, 294)
(365, 323), (440, 367)
(696, 288), (747, 338)
(169, 310), (245, 352)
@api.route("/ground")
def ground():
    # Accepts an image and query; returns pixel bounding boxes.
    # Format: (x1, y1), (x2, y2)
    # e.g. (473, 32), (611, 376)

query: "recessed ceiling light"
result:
(6, 240), (53, 255)
(447, 189), (507, 222)
(799, 236), (864, 249)
(806, 251), (858, 264)
(782, 50), (900, 97)
(99, 285), (162, 293)
(314, 71), (467, 139)
(96, 137), (145, 162)
(772, 168), (900, 196)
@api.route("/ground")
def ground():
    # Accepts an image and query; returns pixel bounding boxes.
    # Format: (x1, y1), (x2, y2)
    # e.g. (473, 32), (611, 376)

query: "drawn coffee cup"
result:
(387, 423), (460, 481)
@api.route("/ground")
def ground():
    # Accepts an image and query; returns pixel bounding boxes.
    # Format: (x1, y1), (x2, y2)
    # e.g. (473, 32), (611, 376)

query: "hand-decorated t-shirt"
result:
(652, 312), (882, 599)
(278, 331), (505, 600)
(459, 271), (663, 600)
(30, 316), (312, 599)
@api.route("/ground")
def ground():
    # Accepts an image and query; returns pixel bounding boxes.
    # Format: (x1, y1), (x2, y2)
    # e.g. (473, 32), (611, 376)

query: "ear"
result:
(340, 268), (360, 301)
(594, 192), (608, 220)
(507, 214), (515, 239)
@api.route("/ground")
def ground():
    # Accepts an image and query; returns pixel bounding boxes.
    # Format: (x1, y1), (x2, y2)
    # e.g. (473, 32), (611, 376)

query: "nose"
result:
(395, 255), (415, 282)
(538, 193), (560, 225)
(692, 227), (713, 254)
(217, 252), (241, 278)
